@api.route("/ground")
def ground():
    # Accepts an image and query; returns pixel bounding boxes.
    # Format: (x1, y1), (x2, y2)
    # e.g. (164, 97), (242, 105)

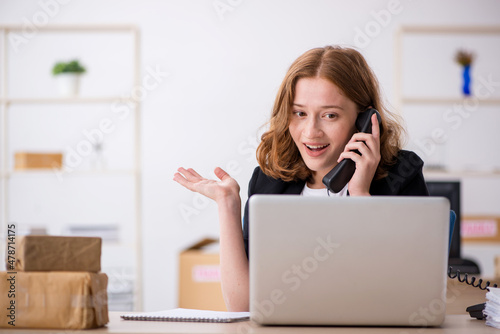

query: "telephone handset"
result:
(322, 108), (382, 193)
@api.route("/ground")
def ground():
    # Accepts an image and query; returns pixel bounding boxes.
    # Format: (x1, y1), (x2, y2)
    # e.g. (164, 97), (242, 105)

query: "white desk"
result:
(5, 278), (499, 333)
(5, 313), (498, 333)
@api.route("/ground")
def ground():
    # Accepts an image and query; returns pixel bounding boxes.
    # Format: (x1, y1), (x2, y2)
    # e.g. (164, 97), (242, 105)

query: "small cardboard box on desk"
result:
(179, 238), (226, 311)
(1, 235), (109, 329)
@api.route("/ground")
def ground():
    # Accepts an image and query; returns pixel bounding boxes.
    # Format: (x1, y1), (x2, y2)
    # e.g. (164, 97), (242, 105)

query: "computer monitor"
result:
(426, 181), (461, 258)
(426, 181), (480, 274)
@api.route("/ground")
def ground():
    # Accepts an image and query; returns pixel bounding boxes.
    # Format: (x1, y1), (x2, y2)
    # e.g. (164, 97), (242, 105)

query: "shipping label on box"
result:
(192, 265), (221, 282)
(178, 238), (226, 311)
(462, 216), (500, 243)
(0, 271), (109, 329)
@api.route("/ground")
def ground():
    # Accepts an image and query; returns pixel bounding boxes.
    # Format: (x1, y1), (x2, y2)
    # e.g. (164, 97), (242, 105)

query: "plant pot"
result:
(55, 73), (81, 97)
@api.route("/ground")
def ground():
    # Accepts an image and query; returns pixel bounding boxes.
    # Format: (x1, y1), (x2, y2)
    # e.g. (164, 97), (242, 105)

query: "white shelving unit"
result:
(394, 25), (500, 277)
(394, 24), (500, 175)
(394, 25), (500, 108)
(0, 25), (143, 310)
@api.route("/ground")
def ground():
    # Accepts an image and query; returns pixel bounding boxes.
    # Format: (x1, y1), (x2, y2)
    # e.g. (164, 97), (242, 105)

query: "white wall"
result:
(1, 0), (499, 311)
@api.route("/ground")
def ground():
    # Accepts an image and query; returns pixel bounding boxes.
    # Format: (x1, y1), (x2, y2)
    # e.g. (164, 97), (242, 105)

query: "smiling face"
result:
(288, 77), (359, 188)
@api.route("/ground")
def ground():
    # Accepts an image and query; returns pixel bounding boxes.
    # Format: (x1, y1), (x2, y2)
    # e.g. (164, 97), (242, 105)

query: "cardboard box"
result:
(14, 152), (63, 170)
(494, 256), (500, 279)
(0, 271), (109, 329)
(495, 256), (500, 279)
(7, 235), (101, 272)
(178, 238), (226, 311)
(462, 216), (500, 243)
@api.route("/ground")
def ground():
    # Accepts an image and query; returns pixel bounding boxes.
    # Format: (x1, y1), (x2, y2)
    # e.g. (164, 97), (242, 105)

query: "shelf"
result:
(0, 97), (135, 105)
(424, 169), (500, 179)
(400, 25), (500, 35)
(0, 24), (137, 32)
(402, 97), (500, 105)
(2, 169), (137, 178)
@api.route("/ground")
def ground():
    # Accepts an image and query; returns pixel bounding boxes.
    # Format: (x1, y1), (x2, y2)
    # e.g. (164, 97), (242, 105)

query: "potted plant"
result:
(52, 60), (86, 97)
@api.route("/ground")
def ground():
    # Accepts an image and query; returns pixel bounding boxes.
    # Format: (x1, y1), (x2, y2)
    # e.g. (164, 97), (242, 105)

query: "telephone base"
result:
(466, 303), (486, 320)
(448, 257), (480, 275)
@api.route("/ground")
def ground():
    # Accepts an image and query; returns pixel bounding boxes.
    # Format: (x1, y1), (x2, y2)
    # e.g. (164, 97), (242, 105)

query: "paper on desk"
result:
(120, 308), (250, 323)
(484, 287), (500, 328)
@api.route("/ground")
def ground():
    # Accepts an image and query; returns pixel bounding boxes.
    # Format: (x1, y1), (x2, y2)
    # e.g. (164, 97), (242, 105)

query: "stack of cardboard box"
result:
(1, 235), (109, 329)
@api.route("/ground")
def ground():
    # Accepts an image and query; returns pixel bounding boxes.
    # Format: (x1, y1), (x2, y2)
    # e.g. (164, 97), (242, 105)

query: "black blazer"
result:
(242, 150), (429, 259)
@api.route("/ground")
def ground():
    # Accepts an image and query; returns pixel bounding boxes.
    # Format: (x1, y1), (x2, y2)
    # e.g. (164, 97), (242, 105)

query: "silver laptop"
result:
(249, 195), (450, 326)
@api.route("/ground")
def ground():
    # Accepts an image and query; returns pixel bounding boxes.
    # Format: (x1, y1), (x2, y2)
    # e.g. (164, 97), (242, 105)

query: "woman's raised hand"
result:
(173, 167), (240, 203)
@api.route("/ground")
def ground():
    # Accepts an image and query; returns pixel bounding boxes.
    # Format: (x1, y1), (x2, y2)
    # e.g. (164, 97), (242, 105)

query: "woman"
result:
(173, 45), (428, 312)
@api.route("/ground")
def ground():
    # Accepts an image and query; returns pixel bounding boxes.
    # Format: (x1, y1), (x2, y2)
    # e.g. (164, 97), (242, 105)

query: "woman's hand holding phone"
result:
(337, 113), (381, 196)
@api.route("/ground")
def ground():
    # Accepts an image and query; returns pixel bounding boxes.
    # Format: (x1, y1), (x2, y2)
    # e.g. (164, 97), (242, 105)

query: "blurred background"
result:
(1, 0), (499, 312)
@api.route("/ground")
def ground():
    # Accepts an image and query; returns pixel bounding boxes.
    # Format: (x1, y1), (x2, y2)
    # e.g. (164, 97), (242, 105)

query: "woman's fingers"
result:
(174, 167), (205, 190)
(177, 167), (230, 183)
(214, 167), (230, 181)
(337, 128), (381, 164)
(346, 133), (377, 150)
(177, 167), (202, 182)
(340, 130), (380, 159)
(338, 150), (362, 163)
(342, 141), (371, 158)
(371, 113), (380, 139)
(187, 168), (203, 179)
(173, 171), (196, 191)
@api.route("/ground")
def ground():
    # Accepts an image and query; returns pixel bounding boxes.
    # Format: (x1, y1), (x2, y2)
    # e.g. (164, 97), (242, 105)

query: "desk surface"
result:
(7, 313), (499, 333)
(446, 278), (496, 315)
(6, 278), (499, 333)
